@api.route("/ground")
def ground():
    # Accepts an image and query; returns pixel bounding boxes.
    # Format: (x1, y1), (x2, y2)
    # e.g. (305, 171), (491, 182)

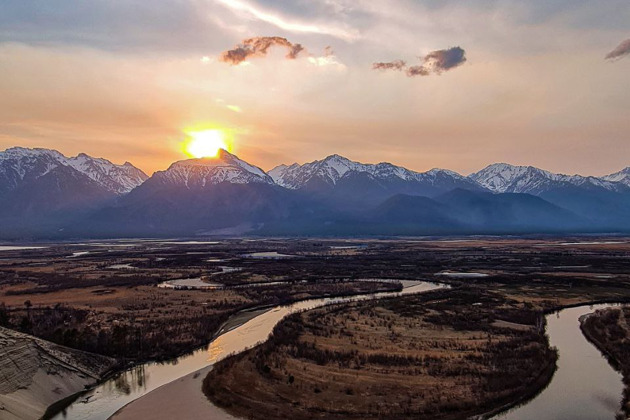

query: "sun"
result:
(184, 129), (230, 158)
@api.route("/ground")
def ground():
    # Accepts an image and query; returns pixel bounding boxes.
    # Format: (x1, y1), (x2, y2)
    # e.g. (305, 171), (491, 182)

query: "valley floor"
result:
(2, 237), (630, 419)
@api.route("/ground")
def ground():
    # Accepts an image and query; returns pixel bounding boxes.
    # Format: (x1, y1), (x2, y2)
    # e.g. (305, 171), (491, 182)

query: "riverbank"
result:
(107, 282), (445, 420)
(42, 282), (413, 420)
(580, 306), (630, 419)
(0, 326), (117, 420)
(203, 287), (558, 420)
(110, 366), (235, 420)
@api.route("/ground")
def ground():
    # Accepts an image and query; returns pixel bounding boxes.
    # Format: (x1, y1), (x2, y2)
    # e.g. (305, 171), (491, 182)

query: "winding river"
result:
(51, 281), (443, 420)
(493, 304), (624, 420)
(51, 289), (625, 420)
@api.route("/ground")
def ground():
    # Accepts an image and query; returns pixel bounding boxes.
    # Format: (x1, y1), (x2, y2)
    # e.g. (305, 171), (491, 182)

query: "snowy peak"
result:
(65, 153), (148, 194)
(603, 167), (630, 187)
(0, 147), (147, 195)
(154, 149), (274, 187)
(269, 154), (471, 190)
(469, 163), (552, 194)
(470, 163), (628, 194)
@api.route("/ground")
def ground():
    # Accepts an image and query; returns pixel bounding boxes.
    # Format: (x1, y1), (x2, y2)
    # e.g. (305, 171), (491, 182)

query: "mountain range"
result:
(1, 147), (629, 238)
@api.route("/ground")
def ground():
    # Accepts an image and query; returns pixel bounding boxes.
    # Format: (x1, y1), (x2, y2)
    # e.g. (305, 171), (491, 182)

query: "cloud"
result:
(220, 36), (305, 65)
(406, 65), (431, 77)
(307, 46), (346, 69)
(214, 0), (360, 42)
(605, 39), (630, 61)
(372, 60), (406, 71)
(373, 46), (467, 78)
(423, 46), (467, 73)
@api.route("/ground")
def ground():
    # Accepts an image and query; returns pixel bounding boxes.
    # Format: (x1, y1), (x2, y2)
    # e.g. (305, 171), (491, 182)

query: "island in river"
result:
(204, 287), (558, 420)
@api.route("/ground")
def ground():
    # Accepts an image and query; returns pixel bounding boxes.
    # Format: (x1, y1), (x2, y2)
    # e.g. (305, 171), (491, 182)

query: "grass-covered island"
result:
(580, 306), (630, 419)
(204, 288), (558, 420)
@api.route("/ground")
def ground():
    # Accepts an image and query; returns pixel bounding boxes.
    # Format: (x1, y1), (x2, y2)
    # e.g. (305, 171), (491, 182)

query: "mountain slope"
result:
(65, 153), (148, 194)
(435, 189), (584, 231)
(0, 147), (147, 195)
(0, 147), (148, 237)
(470, 163), (627, 195)
(145, 149), (273, 190)
(269, 154), (484, 210)
(89, 150), (291, 236)
(1, 147), (629, 237)
(0, 326), (116, 420)
(603, 167), (630, 187)
(270, 154), (480, 192)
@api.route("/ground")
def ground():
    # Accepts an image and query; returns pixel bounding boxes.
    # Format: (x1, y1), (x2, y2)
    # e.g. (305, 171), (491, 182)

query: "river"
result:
(492, 304), (624, 420)
(50, 281), (443, 420)
(51, 292), (625, 420)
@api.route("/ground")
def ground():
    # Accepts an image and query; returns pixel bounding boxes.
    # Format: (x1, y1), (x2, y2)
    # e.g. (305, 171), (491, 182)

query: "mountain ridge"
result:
(1, 146), (629, 238)
(0, 147), (148, 195)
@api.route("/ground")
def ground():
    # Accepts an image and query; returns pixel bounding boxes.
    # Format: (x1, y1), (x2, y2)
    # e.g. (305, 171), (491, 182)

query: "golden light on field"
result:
(184, 129), (231, 158)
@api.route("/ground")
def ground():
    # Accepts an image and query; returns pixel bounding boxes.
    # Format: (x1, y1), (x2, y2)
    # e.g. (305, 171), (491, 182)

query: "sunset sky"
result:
(1, 0), (629, 176)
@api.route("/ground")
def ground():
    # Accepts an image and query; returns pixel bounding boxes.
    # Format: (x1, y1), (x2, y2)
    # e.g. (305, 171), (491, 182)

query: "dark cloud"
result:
(406, 65), (431, 77)
(372, 60), (407, 71)
(220, 36), (305, 65)
(373, 46), (466, 78)
(423, 46), (467, 73)
(605, 39), (630, 60)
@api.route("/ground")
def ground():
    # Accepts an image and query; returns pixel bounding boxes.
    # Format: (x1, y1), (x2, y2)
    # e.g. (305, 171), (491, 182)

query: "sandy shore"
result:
(0, 327), (116, 420)
(110, 366), (236, 420)
(108, 307), (274, 420)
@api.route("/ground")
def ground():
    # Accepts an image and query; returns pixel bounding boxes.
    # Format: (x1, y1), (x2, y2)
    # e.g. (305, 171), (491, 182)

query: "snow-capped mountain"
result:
(603, 167), (630, 187)
(148, 149), (273, 188)
(1, 145), (629, 238)
(100, 149), (289, 235)
(0, 147), (147, 195)
(269, 154), (480, 193)
(469, 163), (628, 195)
(65, 153), (148, 194)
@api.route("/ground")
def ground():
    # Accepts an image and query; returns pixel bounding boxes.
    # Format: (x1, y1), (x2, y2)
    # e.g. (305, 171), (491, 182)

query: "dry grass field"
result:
(204, 287), (560, 420)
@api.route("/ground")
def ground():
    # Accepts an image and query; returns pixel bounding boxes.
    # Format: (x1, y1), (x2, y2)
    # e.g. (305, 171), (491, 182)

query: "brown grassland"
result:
(2, 237), (630, 418)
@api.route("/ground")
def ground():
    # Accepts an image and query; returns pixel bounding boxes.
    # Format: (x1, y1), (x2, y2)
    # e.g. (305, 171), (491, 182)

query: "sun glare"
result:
(184, 129), (230, 158)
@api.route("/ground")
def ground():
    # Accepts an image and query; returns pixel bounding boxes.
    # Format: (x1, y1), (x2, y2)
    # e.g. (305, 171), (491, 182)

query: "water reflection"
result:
(52, 281), (444, 420)
(492, 304), (624, 420)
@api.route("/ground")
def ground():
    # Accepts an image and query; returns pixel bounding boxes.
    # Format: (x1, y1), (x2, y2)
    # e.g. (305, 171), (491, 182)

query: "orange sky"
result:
(1, 1), (629, 176)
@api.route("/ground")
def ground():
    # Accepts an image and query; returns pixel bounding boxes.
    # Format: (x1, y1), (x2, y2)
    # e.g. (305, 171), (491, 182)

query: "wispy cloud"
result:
(372, 60), (406, 71)
(220, 36), (305, 65)
(307, 46), (346, 69)
(213, 0), (360, 42)
(373, 47), (467, 77)
(605, 39), (630, 61)
(405, 65), (430, 77)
